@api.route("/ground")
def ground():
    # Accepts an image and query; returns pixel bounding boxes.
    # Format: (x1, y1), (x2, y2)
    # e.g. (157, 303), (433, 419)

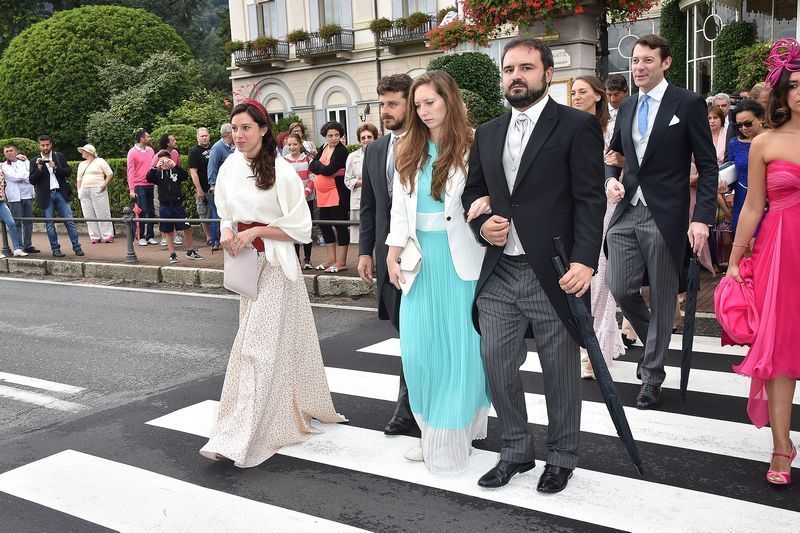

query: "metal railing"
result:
(233, 42), (290, 66)
(295, 30), (355, 58)
(377, 19), (435, 46)
(0, 208), (358, 264)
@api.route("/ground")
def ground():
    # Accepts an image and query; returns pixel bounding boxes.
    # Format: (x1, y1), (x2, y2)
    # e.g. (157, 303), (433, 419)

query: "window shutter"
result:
(313, 109), (327, 145)
(247, 3), (259, 39)
(340, 0), (353, 28)
(276, 0), (288, 38)
(391, 0), (402, 19)
(308, 0), (320, 32)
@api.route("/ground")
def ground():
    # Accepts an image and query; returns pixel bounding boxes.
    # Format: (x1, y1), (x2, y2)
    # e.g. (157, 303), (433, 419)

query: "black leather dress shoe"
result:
(636, 384), (662, 409)
(74, 248), (85, 257)
(536, 464), (573, 494)
(477, 459), (536, 488)
(383, 416), (418, 436)
(622, 334), (636, 349)
(24, 247), (40, 253)
(52, 250), (65, 258)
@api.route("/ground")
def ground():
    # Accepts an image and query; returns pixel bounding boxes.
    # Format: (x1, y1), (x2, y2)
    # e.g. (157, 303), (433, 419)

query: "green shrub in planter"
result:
(224, 40), (246, 54)
(275, 115), (302, 133)
(405, 12), (431, 30)
(393, 17), (407, 29)
(252, 36), (278, 53)
(346, 143), (361, 153)
(370, 18), (392, 34)
(0, 137), (40, 158)
(319, 24), (343, 41)
(287, 29), (310, 44)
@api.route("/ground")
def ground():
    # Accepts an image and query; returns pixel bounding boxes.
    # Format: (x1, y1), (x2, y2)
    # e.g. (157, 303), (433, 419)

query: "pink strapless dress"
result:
(733, 160), (800, 427)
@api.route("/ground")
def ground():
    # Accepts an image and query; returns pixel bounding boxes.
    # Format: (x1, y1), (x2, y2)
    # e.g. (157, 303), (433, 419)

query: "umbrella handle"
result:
(552, 256), (567, 278)
(553, 236), (570, 271)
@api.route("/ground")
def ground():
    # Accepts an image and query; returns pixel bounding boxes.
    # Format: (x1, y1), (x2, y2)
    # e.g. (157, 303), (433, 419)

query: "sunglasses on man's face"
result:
(733, 120), (755, 129)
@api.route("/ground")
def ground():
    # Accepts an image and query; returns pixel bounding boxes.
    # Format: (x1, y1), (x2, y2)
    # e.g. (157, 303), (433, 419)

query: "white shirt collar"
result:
(511, 95), (550, 125)
(640, 77), (669, 102)
(134, 144), (148, 152)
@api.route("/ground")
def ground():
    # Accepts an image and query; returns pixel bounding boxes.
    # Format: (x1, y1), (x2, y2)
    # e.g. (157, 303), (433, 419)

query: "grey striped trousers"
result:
(477, 254), (581, 469)
(606, 202), (679, 387)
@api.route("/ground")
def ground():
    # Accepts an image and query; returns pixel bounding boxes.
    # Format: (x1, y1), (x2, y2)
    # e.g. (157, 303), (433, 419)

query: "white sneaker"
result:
(149, 238), (159, 245)
(13, 249), (28, 257)
(160, 238), (167, 246)
(173, 235), (183, 245)
(138, 238), (148, 246)
(403, 445), (424, 462)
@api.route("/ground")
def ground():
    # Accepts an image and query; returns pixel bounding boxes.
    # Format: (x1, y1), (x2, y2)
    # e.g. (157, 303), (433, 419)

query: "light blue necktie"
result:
(637, 94), (650, 138)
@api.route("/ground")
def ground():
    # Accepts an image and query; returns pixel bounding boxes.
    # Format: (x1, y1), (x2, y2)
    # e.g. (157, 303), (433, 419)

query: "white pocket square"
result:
(669, 115), (680, 126)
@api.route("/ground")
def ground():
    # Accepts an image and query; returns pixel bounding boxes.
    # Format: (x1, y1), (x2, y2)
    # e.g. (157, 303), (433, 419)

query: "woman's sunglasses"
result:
(733, 120), (756, 129)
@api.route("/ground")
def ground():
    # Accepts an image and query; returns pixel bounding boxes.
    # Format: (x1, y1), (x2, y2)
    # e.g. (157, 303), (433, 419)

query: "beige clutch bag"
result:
(223, 246), (259, 299)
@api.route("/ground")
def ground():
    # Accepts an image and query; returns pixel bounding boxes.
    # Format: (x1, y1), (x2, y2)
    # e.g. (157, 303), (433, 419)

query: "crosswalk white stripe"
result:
(0, 384), (86, 413)
(0, 449), (369, 533)
(359, 335), (748, 359)
(146, 402), (800, 533)
(357, 338), (800, 403)
(0, 371), (85, 394)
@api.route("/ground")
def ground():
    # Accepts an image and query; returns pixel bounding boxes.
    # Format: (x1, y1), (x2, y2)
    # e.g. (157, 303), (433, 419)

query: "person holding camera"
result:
(29, 135), (83, 257)
(145, 150), (203, 264)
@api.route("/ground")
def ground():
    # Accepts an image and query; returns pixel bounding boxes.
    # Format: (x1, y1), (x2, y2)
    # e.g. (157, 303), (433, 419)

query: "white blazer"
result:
(385, 158), (485, 293)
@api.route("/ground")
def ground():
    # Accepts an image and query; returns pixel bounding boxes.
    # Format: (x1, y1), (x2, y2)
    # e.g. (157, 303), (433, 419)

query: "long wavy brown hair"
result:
(394, 70), (474, 201)
(574, 75), (610, 133)
(231, 101), (278, 190)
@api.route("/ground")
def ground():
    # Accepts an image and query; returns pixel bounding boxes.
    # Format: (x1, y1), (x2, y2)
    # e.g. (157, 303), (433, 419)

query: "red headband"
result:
(242, 98), (269, 123)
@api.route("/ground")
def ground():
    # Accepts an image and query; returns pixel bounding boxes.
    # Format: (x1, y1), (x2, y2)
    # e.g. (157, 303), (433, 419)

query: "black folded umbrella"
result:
(680, 253), (701, 403)
(552, 237), (643, 476)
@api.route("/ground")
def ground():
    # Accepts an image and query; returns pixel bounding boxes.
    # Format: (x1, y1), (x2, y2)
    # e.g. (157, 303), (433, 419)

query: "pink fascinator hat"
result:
(764, 38), (800, 88)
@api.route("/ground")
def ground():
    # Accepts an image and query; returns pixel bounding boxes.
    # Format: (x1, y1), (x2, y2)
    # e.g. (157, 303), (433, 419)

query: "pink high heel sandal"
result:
(766, 443), (797, 485)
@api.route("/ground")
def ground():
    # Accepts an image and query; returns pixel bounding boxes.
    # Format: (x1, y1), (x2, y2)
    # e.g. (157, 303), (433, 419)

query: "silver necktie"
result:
(507, 114), (529, 162)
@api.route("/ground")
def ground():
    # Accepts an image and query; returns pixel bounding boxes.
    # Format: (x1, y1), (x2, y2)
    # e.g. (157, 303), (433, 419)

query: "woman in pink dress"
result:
(727, 38), (800, 485)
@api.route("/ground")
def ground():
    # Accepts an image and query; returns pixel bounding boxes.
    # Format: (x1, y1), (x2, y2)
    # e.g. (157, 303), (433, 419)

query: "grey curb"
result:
(1, 258), (375, 298)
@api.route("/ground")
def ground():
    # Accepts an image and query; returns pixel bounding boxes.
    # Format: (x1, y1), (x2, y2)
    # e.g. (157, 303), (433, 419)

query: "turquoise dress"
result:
(399, 142), (491, 474)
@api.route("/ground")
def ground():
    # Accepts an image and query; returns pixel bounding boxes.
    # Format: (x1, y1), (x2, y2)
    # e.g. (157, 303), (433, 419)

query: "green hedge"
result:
(150, 124), (208, 160)
(661, 0), (686, 88)
(428, 52), (504, 109)
(460, 89), (507, 126)
(713, 22), (757, 94)
(0, 137), (40, 157)
(734, 43), (772, 92)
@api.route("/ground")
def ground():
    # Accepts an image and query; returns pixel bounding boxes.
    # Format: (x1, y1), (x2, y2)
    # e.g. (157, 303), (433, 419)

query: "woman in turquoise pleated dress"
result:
(385, 70), (491, 474)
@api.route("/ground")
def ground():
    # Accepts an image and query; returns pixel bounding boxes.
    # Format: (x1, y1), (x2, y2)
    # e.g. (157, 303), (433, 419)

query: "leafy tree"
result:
(156, 89), (231, 134)
(151, 124), (204, 158)
(0, 6), (191, 158)
(86, 52), (200, 158)
(0, 137), (40, 157)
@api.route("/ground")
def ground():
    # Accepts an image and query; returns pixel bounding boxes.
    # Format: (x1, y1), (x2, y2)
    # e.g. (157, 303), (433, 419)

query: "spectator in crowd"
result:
(727, 42), (800, 485)
(750, 82), (771, 110)
(282, 122), (317, 156)
(207, 123), (235, 251)
(76, 144), (114, 244)
(731, 88), (749, 108)
(309, 121), (350, 272)
(358, 73), (417, 436)
(29, 135), (83, 257)
(188, 127), (213, 246)
(283, 132), (315, 269)
(146, 150), (203, 264)
(153, 132), (182, 246)
(3, 144), (37, 253)
(275, 130), (289, 153)
(386, 70), (489, 472)
(344, 123), (378, 245)
(200, 99), (344, 467)
(604, 74), (629, 120)
(708, 105), (728, 164)
(127, 130), (157, 246)
(728, 99), (766, 234)
(0, 168), (28, 257)
(605, 35), (718, 409)
(712, 93), (731, 127)
(571, 75), (625, 378)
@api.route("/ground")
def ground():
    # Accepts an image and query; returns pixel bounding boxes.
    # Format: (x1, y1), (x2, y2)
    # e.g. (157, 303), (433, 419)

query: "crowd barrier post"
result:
(122, 206), (139, 264)
(0, 222), (11, 256)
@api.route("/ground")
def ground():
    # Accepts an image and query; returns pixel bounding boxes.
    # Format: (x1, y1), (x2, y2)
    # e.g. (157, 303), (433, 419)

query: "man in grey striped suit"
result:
(463, 38), (605, 494)
(604, 35), (718, 410)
